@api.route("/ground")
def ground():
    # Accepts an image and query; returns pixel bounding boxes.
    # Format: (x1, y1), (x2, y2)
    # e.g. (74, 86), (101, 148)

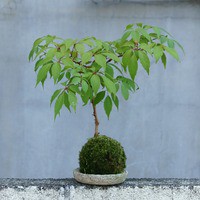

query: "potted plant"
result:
(29, 23), (183, 185)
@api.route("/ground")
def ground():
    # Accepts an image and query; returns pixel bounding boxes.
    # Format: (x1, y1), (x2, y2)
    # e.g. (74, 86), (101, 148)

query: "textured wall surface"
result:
(1, 179), (200, 200)
(0, 0), (200, 178)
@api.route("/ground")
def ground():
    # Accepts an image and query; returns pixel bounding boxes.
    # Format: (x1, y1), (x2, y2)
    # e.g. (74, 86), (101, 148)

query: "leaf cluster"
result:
(29, 23), (184, 119)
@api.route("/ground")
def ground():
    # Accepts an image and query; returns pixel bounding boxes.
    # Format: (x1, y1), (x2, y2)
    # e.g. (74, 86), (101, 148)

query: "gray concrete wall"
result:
(0, 0), (200, 178)
(1, 178), (200, 200)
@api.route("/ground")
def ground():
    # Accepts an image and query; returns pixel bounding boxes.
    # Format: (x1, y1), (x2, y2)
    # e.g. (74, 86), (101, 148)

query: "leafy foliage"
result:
(29, 23), (183, 119)
(79, 135), (126, 174)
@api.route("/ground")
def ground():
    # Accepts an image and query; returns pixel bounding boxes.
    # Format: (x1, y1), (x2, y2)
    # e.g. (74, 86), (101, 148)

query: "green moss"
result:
(79, 135), (126, 174)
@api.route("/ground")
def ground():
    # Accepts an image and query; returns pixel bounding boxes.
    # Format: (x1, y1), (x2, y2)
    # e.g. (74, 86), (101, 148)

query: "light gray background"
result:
(0, 0), (200, 178)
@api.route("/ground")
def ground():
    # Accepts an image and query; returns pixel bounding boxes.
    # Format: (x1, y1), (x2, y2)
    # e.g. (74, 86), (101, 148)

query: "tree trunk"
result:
(92, 100), (99, 137)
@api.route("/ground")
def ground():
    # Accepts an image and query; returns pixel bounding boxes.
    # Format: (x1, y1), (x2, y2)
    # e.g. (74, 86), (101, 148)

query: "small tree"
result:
(29, 23), (183, 137)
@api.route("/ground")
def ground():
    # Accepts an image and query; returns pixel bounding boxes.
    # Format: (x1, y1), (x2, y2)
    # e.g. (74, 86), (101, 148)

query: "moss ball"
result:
(79, 135), (126, 174)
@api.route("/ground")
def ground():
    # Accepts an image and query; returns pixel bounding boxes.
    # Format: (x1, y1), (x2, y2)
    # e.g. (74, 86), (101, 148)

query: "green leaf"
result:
(62, 57), (74, 67)
(160, 36), (167, 44)
(28, 47), (35, 61)
(108, 63), (123, 75)
(82, 80), (88, 93)
(125, 24), (134, 30)
(94, 54), (106, 68)
(137, 28), (151, 41)
(164, 46), (180, 61)
(167, 39), (175, 48)
(121, 31), (131, 43)
(143, 25), (152, 30)
(34, 46), (48, 60)
(121, 82), (129, 100)
(45, 35), (55, 44)
(95, 39), (103, 48)
(131, 31), (140, 42)
(64, 39), (74, 49)
(33, 37), (45, 48)
(132, 82), (139, 91)
(128, 54), (138, 81)
(94, 91), (105, 105)
(136, 23), (143, 27)
(90, 74), (100, 94)
(35, 57), (52, 71)
(54, 92), (64, 119)
(102, 53), (120, 63)
(111, 94), (119, 109)
(68, 91), (77, 112)
(161, 53), (167, 69)
(46, 48), (57, 59)
(102, 76), (116, 94)
(52, 63), (61, 82)
(138, 51), (150, 74)
(60, 45), (66, 53)
(50, 89), (62, 106)
(153, 26), (161, 37)
(82, 38), (94, 47)
(139, 43), (152, 54)
(70, 51), (77, 59)
(149, 33), (158, 38)
(103, 42), (110, 51)
(75, 43), (85, 55)
(122, 50), (132, 68)
(34, 58), (43, 71)
(71, 77), (81, 85)
(65, 72), (71, 80)
(104, 96), (112, 119)
(153, 46), (163, 63)
(36, 63), (51, 86)
(57, 73), (65, 83)
(82, 72), (93, 79)
(82, 52), (92, 64)
(55, 51), (63, 60)
(115, 83), (120, 92)
(81, 88), (90, 105)
(105, 65), (114, 78)
(69, 85), (81, 94)
(63, 92), (71, 111)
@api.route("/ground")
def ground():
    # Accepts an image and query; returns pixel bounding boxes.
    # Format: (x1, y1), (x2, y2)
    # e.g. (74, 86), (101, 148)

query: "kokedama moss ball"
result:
(79, 135), (126, 174)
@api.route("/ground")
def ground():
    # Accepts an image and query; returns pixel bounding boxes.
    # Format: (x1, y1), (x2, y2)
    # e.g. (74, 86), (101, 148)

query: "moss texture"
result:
(79, 135), (126, 174)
